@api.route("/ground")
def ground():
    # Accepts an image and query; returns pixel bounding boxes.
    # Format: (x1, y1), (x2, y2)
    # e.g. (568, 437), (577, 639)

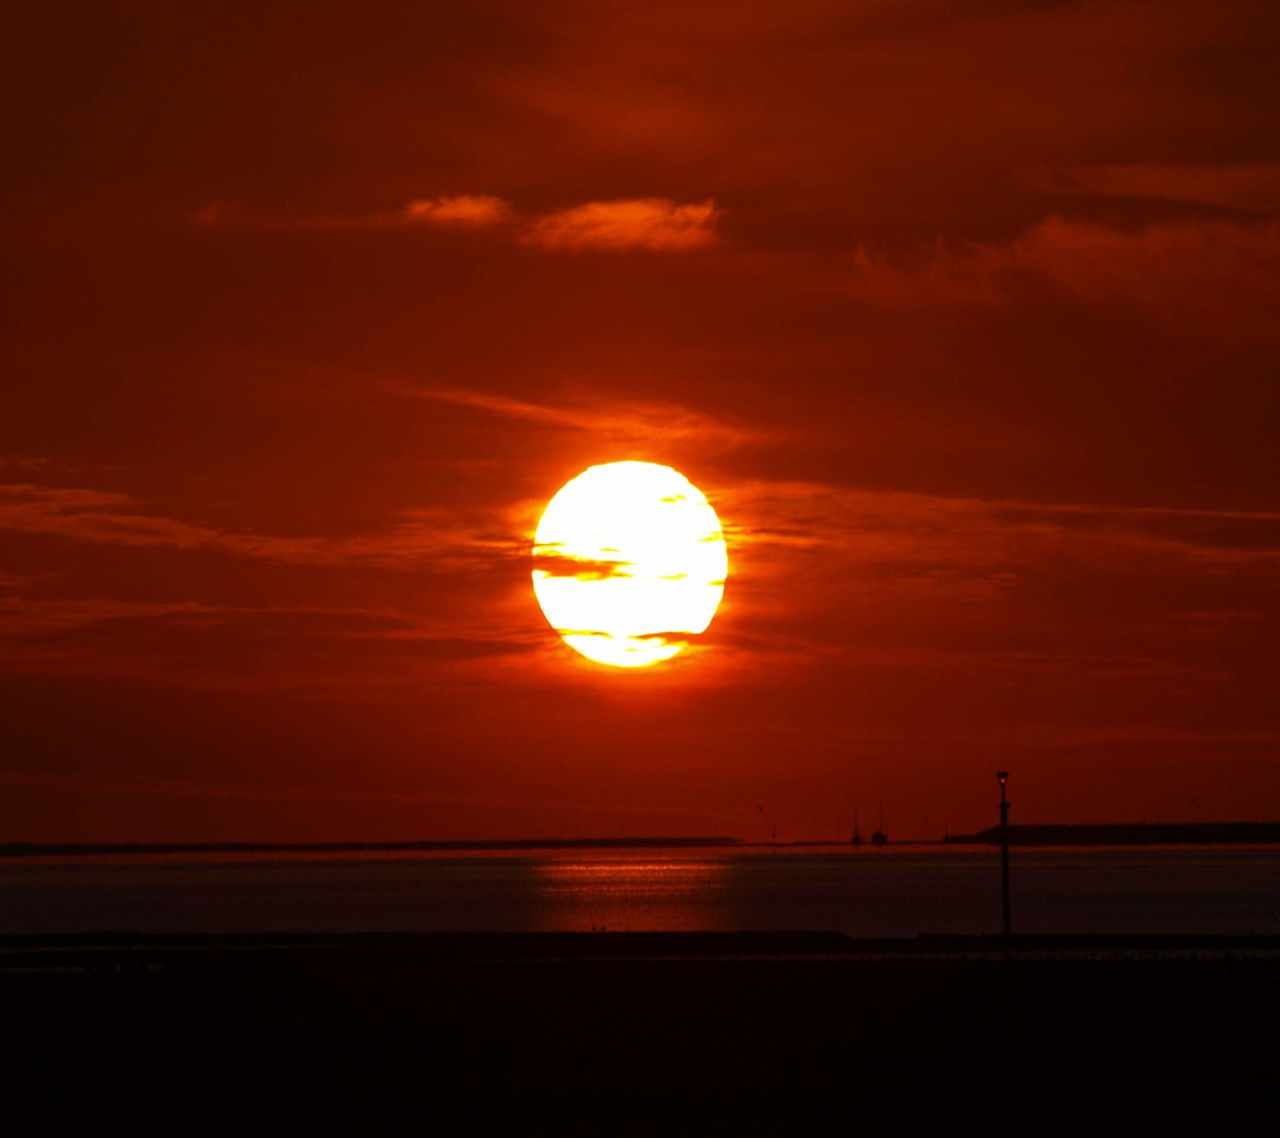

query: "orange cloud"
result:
(521, 198), (720, 251)
(1041, 162), (1280, 214)
(530, 550), (633, 581)
(848, 216), (1280, 334)
(1015, 218), (1280, 323)
(404, 194), (513, 226)
(0, 484), (525, 570)
(720, 479), (1280, 599)
(416, 389), (769, 450)
(187, 195), (723, 252)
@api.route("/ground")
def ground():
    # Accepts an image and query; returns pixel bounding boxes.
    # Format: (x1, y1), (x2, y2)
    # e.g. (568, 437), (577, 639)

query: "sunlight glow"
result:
(532, 462), (728, 667)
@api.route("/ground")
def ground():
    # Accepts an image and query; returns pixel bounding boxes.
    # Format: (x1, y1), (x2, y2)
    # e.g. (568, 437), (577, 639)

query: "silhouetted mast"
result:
(998, 771), (1012, 937)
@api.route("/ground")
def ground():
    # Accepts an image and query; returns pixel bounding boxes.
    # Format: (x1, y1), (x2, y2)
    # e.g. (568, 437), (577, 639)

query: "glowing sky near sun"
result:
(2, 1), (1278, 842)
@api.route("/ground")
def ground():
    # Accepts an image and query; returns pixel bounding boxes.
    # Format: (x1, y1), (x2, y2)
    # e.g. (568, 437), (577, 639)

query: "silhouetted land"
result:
(0, 836), (739, 858)
(3, 932), (1276, 1131)
(948, 821), (1280, 846)
(9, 824), (1280, 859)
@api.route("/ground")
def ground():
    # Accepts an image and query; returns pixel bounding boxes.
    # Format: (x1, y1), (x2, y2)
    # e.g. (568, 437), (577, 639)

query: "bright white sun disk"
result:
(532, 462), (728, 667)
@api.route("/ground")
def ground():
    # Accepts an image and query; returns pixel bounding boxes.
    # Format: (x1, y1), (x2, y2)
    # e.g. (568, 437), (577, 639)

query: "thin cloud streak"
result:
(721, 480), (1280, 595)
(0, 483), (526, 570)
(404, 194), (514, 226)
(415, 389), (770, 450)
(191, 195), (719, 253)
(521, 198), (720, 251)
(1039, 162), (1280, 214)
(0, 592), (548, 692)
(5, 477), (1278, 584)
(848, 216), (1280, 335)
(530, 551), (634, 581)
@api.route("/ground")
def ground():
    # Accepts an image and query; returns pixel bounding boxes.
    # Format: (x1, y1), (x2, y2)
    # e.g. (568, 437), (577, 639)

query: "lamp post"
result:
(997, 771), (1011, 937)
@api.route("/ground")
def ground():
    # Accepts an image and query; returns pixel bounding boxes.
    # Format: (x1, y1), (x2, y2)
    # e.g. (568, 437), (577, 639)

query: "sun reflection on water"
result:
(531, 856), (731, 932)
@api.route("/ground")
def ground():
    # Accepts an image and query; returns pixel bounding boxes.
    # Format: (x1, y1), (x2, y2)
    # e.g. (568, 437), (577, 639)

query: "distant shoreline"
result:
(0, 837), (742, 858)
(3, 823), (1280, 857)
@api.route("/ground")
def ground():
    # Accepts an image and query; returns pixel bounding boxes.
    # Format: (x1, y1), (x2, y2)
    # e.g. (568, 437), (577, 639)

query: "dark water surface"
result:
(3, 844), (1279, 935)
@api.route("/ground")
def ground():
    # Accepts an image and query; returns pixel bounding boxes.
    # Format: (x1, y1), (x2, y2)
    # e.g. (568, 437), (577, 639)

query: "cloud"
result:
(521, 198), (720, 251)
(1040, 162), (1280, 214)
(416, 389), (770, 450)
(10, 472), (1273, 598)
(404, 195), (513, 226)
(1010, 217), (1280, 330)
(720, 479), (1280, 599)
(0, 597), (215, 640)
(189, 194), (514, 231)
(0, 483), (526, 571)
(0, 485), (224, 549)
(189, 195), (719, 253)
(530, 549), (633, 581)
(0, 589), (548, 690)
(848, 216), (1280, 334)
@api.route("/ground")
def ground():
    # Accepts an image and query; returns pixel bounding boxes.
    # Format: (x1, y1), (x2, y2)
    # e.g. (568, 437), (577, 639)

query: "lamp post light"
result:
(997, 771), (1011, 937)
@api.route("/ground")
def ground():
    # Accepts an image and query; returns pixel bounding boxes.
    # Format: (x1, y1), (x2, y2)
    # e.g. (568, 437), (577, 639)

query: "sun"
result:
(532, 461), (728, 667)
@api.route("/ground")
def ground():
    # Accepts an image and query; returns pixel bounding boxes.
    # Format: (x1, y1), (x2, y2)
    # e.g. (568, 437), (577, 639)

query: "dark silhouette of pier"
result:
(947, 821), (1280, 846)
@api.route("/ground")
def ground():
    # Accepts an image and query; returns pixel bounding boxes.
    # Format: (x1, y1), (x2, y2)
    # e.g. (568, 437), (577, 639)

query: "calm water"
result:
(3, 845), (1279, 936)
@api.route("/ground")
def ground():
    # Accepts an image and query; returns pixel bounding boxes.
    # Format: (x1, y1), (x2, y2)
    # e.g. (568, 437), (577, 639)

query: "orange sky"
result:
(3, 1), (1279, 841)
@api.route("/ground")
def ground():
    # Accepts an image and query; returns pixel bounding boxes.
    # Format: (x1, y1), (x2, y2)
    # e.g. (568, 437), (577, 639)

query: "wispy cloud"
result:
(193, 195), (515, 231)
(0, 483), (525, 570)
(521, 198), (720, 251)
(191, 195), (720, 253)
(0, 597), (216, 639)
(530, 549), (633, 581)
(404, 194), (513, 226)
(7, 474), (1276, 600)
(416, 389), (768, 450)
(0, 589), (549, 691)
(721, 479), (1280, 596)
(848, 216), (1280, 335)
(1038, 162), (1280, 214)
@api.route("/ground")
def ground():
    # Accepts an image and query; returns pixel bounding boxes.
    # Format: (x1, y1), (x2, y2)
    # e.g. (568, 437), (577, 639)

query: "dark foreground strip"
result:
(3, 929), (1280, 969)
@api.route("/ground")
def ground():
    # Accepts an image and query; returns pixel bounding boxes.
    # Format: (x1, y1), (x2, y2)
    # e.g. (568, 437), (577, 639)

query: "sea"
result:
(4, 844), (1280, 937)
